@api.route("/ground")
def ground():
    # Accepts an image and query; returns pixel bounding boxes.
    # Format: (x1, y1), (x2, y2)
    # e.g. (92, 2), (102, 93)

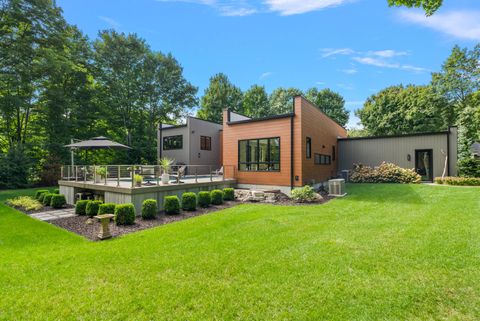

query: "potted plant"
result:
(95, 166), (107, 183)
(159, 157), (174, 184)
(134, 174), (143, 187)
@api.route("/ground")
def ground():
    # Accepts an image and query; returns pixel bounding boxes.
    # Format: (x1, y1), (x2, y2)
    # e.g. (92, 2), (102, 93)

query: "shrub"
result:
(75, 200), (89, 215)
(86, 200), (103, 217)
(291, 185), (317, 203)
(437, 176), (480, 186)
(52, 188), (60, 194)
(7, 196), (43, 211)
(458, 158), (480, 178)
(98, 203), (116, 215)
(42, 193), (54, 206)
(223, 188), (235, 201)
(181, 192), (197, 211)
(164, 196), (180, 215)
(50, 194), (66, 208)
(35, 189), (49, 200)
(350, 162), (421, 184)
(210, 189), (224, 205)
(114, 204), (136, 225)
(142, 199), (158, 219)
(38, 193), (46, 203)
(198, 191), (211, 208)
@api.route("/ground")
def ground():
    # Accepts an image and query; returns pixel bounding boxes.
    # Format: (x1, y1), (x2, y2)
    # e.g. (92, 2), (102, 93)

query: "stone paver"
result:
(30, 208), (76, 221)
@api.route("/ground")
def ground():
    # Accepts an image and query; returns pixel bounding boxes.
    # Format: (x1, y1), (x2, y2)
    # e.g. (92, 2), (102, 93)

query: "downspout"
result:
(290, 98), (295, 191)
(447, 126), (451, 177)
(158, 123), (162, 162)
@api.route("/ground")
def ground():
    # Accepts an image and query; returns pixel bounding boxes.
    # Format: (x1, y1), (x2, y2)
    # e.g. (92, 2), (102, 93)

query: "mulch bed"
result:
(49, 201), (241, 241)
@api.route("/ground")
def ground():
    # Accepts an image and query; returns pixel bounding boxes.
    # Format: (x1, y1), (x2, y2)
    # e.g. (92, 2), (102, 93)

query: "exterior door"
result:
(415, 149), (433, 182)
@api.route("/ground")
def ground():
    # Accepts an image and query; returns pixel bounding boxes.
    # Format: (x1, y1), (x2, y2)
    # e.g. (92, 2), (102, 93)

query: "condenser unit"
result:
(328, 179), (347, 197)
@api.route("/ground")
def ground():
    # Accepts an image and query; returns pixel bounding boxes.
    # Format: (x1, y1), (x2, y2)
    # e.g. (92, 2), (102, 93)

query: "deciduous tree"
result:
(305, 88), (349, 127)
(242, 85), (270, 118)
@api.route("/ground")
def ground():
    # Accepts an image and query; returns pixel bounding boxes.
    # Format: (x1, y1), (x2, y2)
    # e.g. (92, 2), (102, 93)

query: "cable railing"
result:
(60, 164), (236, 188)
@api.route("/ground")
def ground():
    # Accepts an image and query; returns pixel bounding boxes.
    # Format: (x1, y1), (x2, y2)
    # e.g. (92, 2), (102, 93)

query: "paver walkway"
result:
(30, 208), (76, 221)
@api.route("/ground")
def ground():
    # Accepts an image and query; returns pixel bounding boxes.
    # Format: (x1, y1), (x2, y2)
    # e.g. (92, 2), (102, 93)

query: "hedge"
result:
(98, 203), (116, 215)
(210, 189), (224, 205)
(435, 176), (480, 186)
(114, 204), (136, 225)
(52, 188), (60, 194)
(75, 200), (89, 215)
(350, 162), (421, 184)
(223, 188), (235, 201)
(198, 191), (211, 208)
(141, 199), (157, 219)
(181, 192), (197, 211)
(86, 200), (103, 217)
(42, 193), (54, 206)
(164, 196), (180, 215)
(50, 194), (66, 208)
(35, 190), (49, 200)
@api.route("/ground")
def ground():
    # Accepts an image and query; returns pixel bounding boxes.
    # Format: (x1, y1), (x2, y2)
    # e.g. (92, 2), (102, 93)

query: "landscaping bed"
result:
(50, 201), (240, 241)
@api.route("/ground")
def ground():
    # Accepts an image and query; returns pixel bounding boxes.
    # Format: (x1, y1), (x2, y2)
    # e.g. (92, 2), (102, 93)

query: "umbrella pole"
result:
(71, 139), (74, 167)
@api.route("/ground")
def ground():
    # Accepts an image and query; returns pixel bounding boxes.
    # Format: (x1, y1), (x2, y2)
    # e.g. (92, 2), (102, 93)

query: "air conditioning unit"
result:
(328, 179), (347, 197)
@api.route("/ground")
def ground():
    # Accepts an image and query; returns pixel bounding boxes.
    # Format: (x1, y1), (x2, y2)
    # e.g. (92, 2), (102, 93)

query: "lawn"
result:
(1, 184), (480, 320)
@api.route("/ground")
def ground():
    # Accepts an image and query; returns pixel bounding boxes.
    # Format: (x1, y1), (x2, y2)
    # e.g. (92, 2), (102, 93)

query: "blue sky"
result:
(56, 0), (480, 128)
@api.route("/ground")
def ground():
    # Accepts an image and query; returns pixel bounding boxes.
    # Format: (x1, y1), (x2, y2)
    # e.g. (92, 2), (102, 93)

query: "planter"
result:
(161, 173), (170, 184)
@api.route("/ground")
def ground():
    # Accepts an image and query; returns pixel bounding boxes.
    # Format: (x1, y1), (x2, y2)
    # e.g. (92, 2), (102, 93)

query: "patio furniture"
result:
(140, 166), (156, 185)
(211, 166), (223, 176)
(171, 165), (186, 184)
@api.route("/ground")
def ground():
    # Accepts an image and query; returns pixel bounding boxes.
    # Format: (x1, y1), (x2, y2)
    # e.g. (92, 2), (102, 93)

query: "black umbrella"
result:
(65, 136), (131, 150)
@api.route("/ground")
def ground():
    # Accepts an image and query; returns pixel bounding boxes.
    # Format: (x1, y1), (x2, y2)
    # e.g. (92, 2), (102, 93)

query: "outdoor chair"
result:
(211, 166), (223, 176)
(171, 165), (186, 184)
(140, 166), (156, 185)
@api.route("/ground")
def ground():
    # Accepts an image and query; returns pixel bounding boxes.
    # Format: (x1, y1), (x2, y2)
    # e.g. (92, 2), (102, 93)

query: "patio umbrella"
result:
(65, 136), (131, 166)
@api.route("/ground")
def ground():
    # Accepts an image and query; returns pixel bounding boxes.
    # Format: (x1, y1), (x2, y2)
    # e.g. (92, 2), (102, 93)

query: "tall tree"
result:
(356, 85), (447, 136)
(197, 73), (243, 123)
(305, 88), (349, 126)
(457, 92), (480, 159)
(388, 0), (442, 16)
(242, 85), (270, 118)
(268, 87), (303, 115)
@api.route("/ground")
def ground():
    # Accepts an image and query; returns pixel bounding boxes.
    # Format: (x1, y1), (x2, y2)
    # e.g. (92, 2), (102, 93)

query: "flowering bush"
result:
(350, 162), (420, 184)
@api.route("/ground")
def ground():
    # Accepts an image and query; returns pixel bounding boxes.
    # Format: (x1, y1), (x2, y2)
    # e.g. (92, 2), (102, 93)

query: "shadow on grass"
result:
(343, 183), (425, 205)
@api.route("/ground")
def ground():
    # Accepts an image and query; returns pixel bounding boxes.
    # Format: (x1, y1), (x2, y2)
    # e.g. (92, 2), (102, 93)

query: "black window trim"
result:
(306, 137), (312, 159)
(314, 153), (331, 165)
(163, 135), (183, 150)
(200, 135), (212, 151)
(238, 137), (281, 172)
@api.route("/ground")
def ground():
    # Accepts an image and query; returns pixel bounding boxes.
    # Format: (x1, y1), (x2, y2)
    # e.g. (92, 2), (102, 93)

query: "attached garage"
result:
(338, 127), (458, 182)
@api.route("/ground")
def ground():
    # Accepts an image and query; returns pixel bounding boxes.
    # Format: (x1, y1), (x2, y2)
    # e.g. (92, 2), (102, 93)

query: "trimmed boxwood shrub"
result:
(181, 192), (197, 211)
(98, 203), (116, 215)
(75, 200), (89, 215)
(52, 188), (60, 194)
(114, 203), (136, 225)
(141, 199), (157, 219)
(50, 194), (66, 208)
(436, 176), (480, 186)
(164, 196), (180, 215)
(42, 193), (54, 206)
(86, 200), (103, 217)
(223, 188), (235, 201)
(198, 191), (211, 208)
(35, 190), (49, 200)
(210, 189), (224, 205)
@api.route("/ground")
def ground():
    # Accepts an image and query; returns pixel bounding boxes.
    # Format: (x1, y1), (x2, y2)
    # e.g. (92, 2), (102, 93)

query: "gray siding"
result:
(187, 117), (222, 171)
(160, 126), (189, 165)
(338, 130), (458, 178)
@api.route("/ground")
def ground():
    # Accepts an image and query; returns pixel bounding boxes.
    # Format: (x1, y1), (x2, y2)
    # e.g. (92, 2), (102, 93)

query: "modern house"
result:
(158, 116), (223, 174)
(222, 96), (347, 193)
(338, 128), (458, 181)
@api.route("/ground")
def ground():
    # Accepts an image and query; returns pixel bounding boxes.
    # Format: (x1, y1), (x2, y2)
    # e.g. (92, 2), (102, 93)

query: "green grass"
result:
(1, 184), (480, 320)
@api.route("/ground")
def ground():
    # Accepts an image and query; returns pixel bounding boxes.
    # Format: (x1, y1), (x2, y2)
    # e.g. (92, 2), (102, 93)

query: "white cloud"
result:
(316, 81), (326, 86)
(220, 6), (257, 16)
(321, 48), (355, 58)
(264, 0), (349, 16)
(260, 71), (273, 79)
(341, 67), (358, 74)
(369, 50), (408, 58)
(353, 56), (428, 73)
(99, 16), (121, 29)
(156, 0), (256, 16)
(398, 10), (480, 41)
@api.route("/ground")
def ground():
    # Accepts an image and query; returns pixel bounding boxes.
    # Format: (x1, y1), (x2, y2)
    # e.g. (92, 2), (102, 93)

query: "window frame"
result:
(238, 137), (281, 172)
(200, 135), (212, 151)
(163, 135), (183, 150)
(314, 153), (331, 165)
(332, 145), (336, 161)
(306, 137), (312, 159)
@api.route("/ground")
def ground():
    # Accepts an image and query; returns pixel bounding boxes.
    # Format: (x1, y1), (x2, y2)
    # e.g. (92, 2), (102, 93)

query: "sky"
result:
(56, 0), (480, 128)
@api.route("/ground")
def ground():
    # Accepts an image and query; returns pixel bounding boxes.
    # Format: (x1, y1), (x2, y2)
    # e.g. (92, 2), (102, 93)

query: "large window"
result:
(238, 137), (280, 171)
(306, 137), (312, 159)
(315, 153), (331, 165)
(163, 135), (183, 150)
(200, 136), (211, 151)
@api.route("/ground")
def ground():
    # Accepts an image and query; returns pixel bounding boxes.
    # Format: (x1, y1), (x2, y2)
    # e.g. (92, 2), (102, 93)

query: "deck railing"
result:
(60, 164), (236, 188)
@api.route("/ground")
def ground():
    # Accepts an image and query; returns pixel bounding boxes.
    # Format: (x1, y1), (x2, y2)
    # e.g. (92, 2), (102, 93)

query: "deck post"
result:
(75, 166), (78, 181)
(156, 165), (160, 186)
(61, 166), (64, 180)
(210, 166), (213, 182)
(67, 166), (71, 181)
(104, 166), (107, 185)
(84, 166), (87, 182)
(131, 165), (135, 188)
(117, 165), (120, 187)
(93, 165), (97, 184)
(195, 167), (198, 183)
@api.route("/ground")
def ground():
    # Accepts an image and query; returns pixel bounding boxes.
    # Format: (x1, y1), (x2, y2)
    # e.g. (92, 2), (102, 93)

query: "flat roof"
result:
(227, 113), (295, 125)
(338, 130), (451, 141)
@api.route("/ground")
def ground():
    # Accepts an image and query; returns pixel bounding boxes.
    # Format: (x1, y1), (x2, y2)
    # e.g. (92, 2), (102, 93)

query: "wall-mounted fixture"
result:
(322, 145), (325, 148)
(198, 152), (201, 158)
(407, 154), (411, 161)
(295, 175), (299, 181)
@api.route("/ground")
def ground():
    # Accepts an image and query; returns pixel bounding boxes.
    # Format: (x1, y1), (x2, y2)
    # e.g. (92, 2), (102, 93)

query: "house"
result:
(158, 116), (223, 174)
(472, 142), (480, 158)
(338, 128), (458, 181)
(222, 96), (347, 193)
